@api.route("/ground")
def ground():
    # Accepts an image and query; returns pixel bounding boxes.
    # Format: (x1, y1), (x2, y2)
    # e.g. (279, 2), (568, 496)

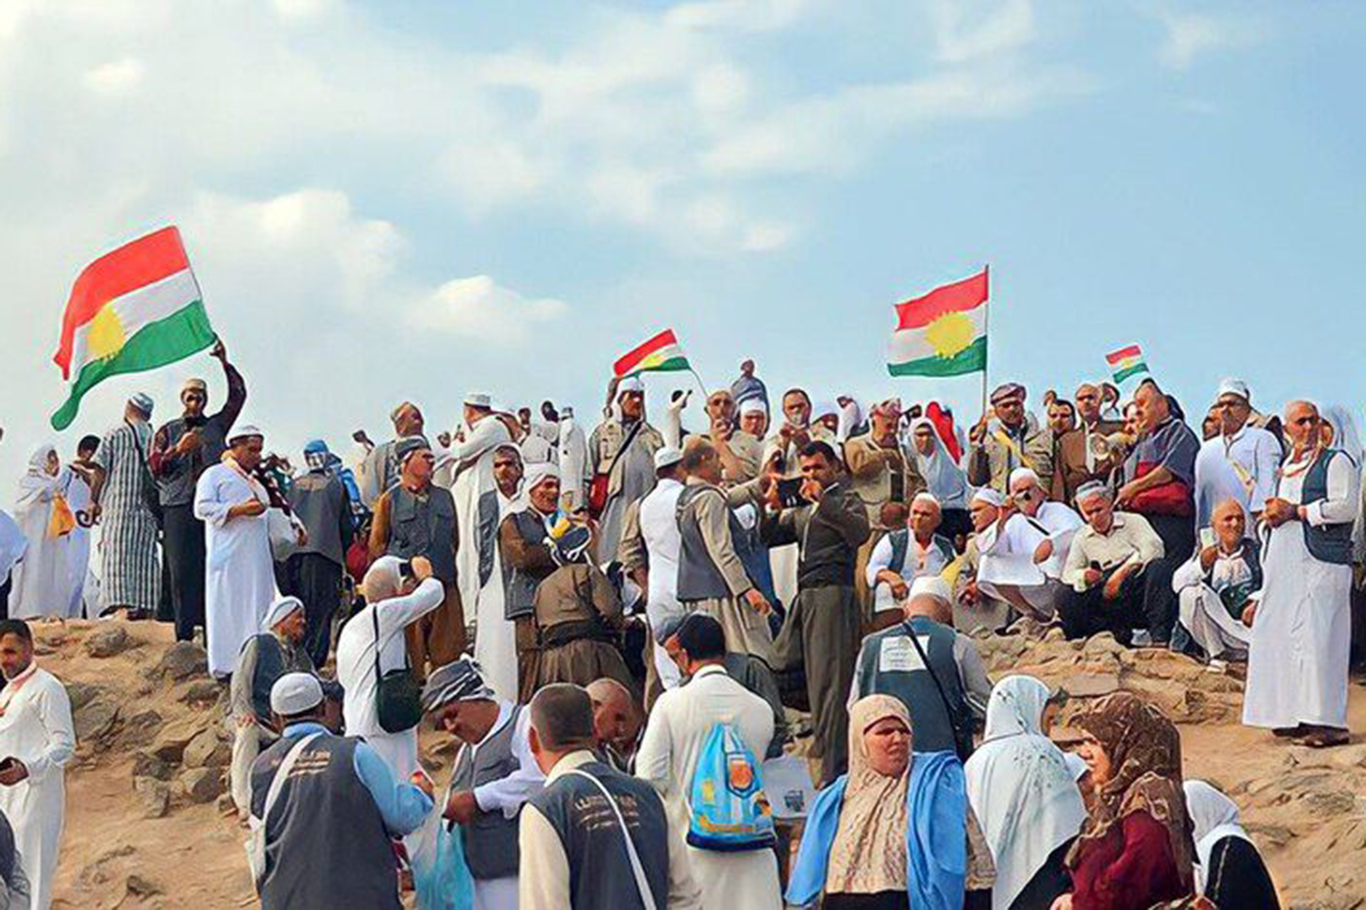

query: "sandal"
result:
(1298, 728), (1350, 748)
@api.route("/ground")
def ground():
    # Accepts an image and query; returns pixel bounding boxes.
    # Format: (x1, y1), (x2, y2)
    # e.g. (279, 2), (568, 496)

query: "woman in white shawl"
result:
(10, 445), (72, 620)
(1183, 779), (1279, 907)
(964, 675), (1085, 910)
(908, 417), (972, 541)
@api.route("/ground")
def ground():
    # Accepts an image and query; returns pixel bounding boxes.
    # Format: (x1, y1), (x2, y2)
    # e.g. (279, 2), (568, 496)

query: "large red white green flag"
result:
(613, 328), (691, 378)
(887, 268), (988, 377)
(51, 227), (216, 430)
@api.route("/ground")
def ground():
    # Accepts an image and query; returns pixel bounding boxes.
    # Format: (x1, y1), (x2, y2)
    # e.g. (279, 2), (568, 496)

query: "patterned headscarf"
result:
(1066, 692), (1195, 888)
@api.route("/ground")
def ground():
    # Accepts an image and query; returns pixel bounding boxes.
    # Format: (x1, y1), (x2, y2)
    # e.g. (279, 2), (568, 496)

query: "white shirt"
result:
(865, 531), (953, 614)
(337, 578), (445, 737)
(638, 478), (685, 626)
(1194, 426), (1282, 528)
(464, 701), (544, 817)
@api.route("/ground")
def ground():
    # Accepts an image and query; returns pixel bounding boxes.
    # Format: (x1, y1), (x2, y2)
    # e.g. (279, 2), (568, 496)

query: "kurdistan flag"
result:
(51, 227), (216, 430)
(613, 329), (691, 378)
(1106, 344), (1150, 383)
(887, 268), (988, 377)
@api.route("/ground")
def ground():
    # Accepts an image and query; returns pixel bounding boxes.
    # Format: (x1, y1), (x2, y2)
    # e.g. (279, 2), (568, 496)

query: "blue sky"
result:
(0, 0), (1362, 496)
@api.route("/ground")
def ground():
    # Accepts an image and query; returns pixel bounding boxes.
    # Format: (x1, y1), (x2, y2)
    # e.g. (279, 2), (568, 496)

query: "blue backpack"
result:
(686, 722), (776, 852)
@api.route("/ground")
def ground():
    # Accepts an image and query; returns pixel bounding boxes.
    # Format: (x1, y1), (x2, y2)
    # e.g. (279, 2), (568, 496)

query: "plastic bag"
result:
(408, 804), (475, 910)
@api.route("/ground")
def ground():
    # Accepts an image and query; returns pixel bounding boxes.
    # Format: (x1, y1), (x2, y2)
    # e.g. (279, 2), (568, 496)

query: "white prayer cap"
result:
(971, 488), (1004, 508)
(464, 392), (492, 409)
(270, 672), (323, 716)
(1009, 467), (1041, 489)
(1215, 378), (1250, 403)
(261, 595), (304, 632)
(526, 462), (560, 490)
(617, 376), (645, 395)
(228, 424), (264, 444)
(912, 492), (941, 510)
(739, 399), (767, 416)
(909, 575), (951, 604)
(654, 446), (684, 469)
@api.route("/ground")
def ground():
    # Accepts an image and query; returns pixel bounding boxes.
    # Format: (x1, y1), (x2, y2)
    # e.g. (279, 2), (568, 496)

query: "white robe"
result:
(475, 490), (520, 703)
(194, 463), (279, 678)
(0, 666), (74, 910)
(556, 416), (588, 513)
(976, 504), (1078, 616)
(61, 471), (93, 618)
(1243, 450), (1359, 729)
(450, 418), (514, 635)
(639, 478), (686, 689)
(10, 460), (68, 622)
(0, 512), (25, 591)
(635, 665), (782, 910)
(1173, 549), (1254, 659)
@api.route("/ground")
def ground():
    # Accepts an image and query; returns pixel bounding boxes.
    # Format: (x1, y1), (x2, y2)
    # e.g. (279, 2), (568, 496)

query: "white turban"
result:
(617, 376), (645, 395)
(261, 595), (304, 632)
(910, 574), (952, 604)
(525, 462), (560, 491)
(971, 488), (1004, 508)
(912, 492), (941, 510)
(1008, 467), (1041, 490)
(739, 399), (767, 416)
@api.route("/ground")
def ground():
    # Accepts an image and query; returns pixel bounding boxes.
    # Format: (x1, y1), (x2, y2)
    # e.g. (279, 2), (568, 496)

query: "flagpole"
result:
(979, 263), (990, 419)
(688, 367), (709, 400)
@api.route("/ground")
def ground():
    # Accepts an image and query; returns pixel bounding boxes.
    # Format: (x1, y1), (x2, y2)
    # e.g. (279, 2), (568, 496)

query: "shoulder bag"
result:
(372, 606), (423, 733)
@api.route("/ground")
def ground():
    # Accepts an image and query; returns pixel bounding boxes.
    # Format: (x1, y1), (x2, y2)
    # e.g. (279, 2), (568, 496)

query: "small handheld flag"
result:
(1105, 344), (1150, 384)
(887, 268), (988, 378)
(51, 227), (216, 430)
(613, 329), (691, 379)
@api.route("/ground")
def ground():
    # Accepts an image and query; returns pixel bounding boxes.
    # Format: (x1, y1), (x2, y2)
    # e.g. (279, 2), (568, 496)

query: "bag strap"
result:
(371, 603), (409, 683)
(603, 420), (646, 480)
(901, 621), (967, 747)
(257, 732), (323, 826)
(563, 768), (659, 910)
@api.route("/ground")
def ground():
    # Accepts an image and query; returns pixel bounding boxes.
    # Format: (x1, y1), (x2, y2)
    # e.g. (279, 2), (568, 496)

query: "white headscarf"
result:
(1184, 779), (1251, 894)
(261, 595), (305, 633)
(908, 417), (969, 510)
(17, 444), (59, 508)
(1322, 405), (1364, 466)
(964, 675), (1087, 910)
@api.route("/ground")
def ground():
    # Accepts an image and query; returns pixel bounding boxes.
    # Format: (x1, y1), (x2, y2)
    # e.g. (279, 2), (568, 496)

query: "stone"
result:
(73, 700), (120, 743)
(84, 625), (135, 658)
(122, 710), (163, 742)
(1082, 632), (1124, 655)
(217, 792), (237, 815)
(1245, 820), (1296, 847)
(180, 767), (226, 804)
(126, 873), (163, 897)
(157, 641), (208, 681)
(132, 751), (174, 782)
(150, 719), (202, 763)
(64, 681), (105, 711)
(1058, 672), (1120, 698)
(134, 777), (170, 819)
(183, 728), (232, 769)
(1303, 789), (1358, 818)
(178, 679), (222, 705)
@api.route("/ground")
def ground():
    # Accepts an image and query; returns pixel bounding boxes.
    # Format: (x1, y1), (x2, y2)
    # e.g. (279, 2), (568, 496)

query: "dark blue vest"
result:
(855, 616), (968, 754)
(1300, 449), (1354, 566)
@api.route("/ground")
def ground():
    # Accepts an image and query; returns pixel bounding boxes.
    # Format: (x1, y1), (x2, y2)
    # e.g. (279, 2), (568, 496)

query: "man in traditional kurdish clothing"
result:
(369, 436), (463, 671)
(0, 619), (75, 910)
(150, 340), (246, 642)
(1244, 401), (1359, 748)
(283, 439), (354, 667)
(499, 464), (562, 702)
(228, 596), (314, 817)
(1050, 382), (1125, 504)
(967, 383), (1053, 495)
(195, 425), (280, 679)
(687, 389), (763, 486)
(590, 377), (665, 563)
(674, 439), (773, 661)
(1174, 499), (1257, 664)
(952, 489), (1013, 634)
(555, 405), (590, 513)
(865, 492), (956, 632)
(360, 401), (425, 507)
(89, 393), (161, 620)
(764, 441), (870, 784)
(1193, 378), (1282, 529)
(975, 467), (1082, 621)
(470, 444), (527, 702)
(762, 388), (837, 608)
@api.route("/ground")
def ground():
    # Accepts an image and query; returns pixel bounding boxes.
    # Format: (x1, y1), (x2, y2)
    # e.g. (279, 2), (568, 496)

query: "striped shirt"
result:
(94, 420), (160, 611)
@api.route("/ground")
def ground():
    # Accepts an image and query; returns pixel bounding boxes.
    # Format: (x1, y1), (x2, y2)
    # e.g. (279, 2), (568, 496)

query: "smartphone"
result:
(397, 560), (414, 580)
(0, 757), (19, 775)
(777, 477), (803, 508)
(1199, 528), (1216, 549)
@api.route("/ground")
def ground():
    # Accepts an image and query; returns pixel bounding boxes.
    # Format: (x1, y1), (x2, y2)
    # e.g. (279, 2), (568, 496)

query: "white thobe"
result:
(1173, 549), (1254, 659)
(977, 505), (1078, 616)
(1243, 451), (1359, 729)
(475, 491), (521, 703)
(337, 577), (445, 779)
(450, 418), (514, 634)
(1193, 427), (1282, 528)
(556, 417), (589, 513)
(639, 478), (686, 689)
(10, 471), (67, 621)
(61, 471), (93, 618)
(864, 532), (953, 615)
(194, 463), (278, 678)
(0, 666), (74, 910)
(635, 665), (782, 910)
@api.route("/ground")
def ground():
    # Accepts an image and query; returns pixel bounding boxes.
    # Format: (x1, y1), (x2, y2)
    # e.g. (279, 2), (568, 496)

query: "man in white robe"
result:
(632, 448), (688, 694)
(193, 426), (279, 679)
(62, 436), (99, 618)
(0, 619), (75, 910)
(10, 446), (69, 621)
(1173, 498), (1257, 663)
(555, 406), (589, 513)
(450, 393), (515, 643)
(635, 614), (782, 910)
(475, 447), (527, 702)
(976, 468), (1081, 620)
(865, 492), (956, 629)
(1243, 401), (1359, 748)
(1193, 378), (1282, 529)
(589, 377), (665, 563)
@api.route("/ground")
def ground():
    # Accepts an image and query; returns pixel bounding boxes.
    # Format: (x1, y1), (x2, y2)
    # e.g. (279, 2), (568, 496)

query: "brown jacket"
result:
(1050, 419), (1124, 505)
(843, 433), (925, 528)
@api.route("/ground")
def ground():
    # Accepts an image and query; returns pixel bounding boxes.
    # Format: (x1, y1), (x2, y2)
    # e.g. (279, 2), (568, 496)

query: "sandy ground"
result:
(34, 619), (1366, 909)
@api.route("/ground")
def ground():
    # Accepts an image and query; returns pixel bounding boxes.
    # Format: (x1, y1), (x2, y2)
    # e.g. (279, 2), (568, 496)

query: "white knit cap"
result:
(270, 673), (323, 716)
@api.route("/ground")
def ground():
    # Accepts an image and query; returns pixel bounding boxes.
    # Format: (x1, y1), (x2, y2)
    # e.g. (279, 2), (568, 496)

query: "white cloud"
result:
(410, 275), (569, 343)
(928, 0), (1035, 65)
(665, 0), (816, 32)
(1157, 11), (1264, 70)
(82, 57), (144, 96)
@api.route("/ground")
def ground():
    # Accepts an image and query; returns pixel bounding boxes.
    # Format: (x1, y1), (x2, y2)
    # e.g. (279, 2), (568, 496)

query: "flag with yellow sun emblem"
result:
(887, 267), (988, 377)
(51, 227), (216, 430)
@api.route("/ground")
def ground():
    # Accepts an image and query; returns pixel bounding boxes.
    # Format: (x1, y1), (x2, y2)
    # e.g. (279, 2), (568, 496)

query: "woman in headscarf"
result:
(10, 444), (74, 620)
(1183, 780), (1279, 908)
(965, 676), (1086, 910)
(907, 417), (972, 542)
(1054, 692), (1194, 910)
(1320, 405), (1365, 467)
(787, 694), (995, 909)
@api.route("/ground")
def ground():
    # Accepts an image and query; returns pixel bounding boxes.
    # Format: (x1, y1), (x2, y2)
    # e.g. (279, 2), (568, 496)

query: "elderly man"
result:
(738, 399), (768, 441)
(688, 389), (762, 485)
(588, 677), (643, 773)
(763, 441), (870, 784)
(1244, 401), (1359, 748)
(849, 576), (990, 759)
(229, 596), (314, 817)
(285, 439), (354, 667)
(1051, 382), (1124, 504)
(865, 492), (955, 631)
(1059, 482), (1167, 643)
(1173, 499), (1258, 664)
(360, 401), (425, 507)
(89, 393), (161, 620)
(845, 397), (925, 529)
(967, 383), (1053, 495)
(464, 444), (527, 703)
(151, 340), (246, 641)
(975, 468), (1082, 621)
(499, 464), (564, 702)
(195, 425), (279, 678)
(675, 439), (772, 661)
(422, 658), (544, 910)
(1117, 379), (1200, 557)
(953, 489), (1013, 634)
(1193, 378), (1282, 529)
(556, 405), (590, 513)
(369, 436), (464, 671)
(590, 377), (665, 563)
(337, 555), (444, 778)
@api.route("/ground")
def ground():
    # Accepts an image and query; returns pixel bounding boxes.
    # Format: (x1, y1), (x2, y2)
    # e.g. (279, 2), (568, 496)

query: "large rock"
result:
(157, 641), (208, 681)
(83, 625), (135, 658)
(150, 718), (202, 763)
(122, 710), (163, 743)
(65, 681), (105, 711)
(1058, 672), (1120, 698)
(131, 751), (174, 782)
(73, 700), (120, 744)
(179, 767), (226, 804)
(133, 777), (170, 819)
(178, 679), (222, 706)
(182, 728), (231, 769)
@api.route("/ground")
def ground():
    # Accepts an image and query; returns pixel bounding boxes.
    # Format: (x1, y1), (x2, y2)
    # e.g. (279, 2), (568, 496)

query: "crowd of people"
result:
(3, 347), (1358, 908)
